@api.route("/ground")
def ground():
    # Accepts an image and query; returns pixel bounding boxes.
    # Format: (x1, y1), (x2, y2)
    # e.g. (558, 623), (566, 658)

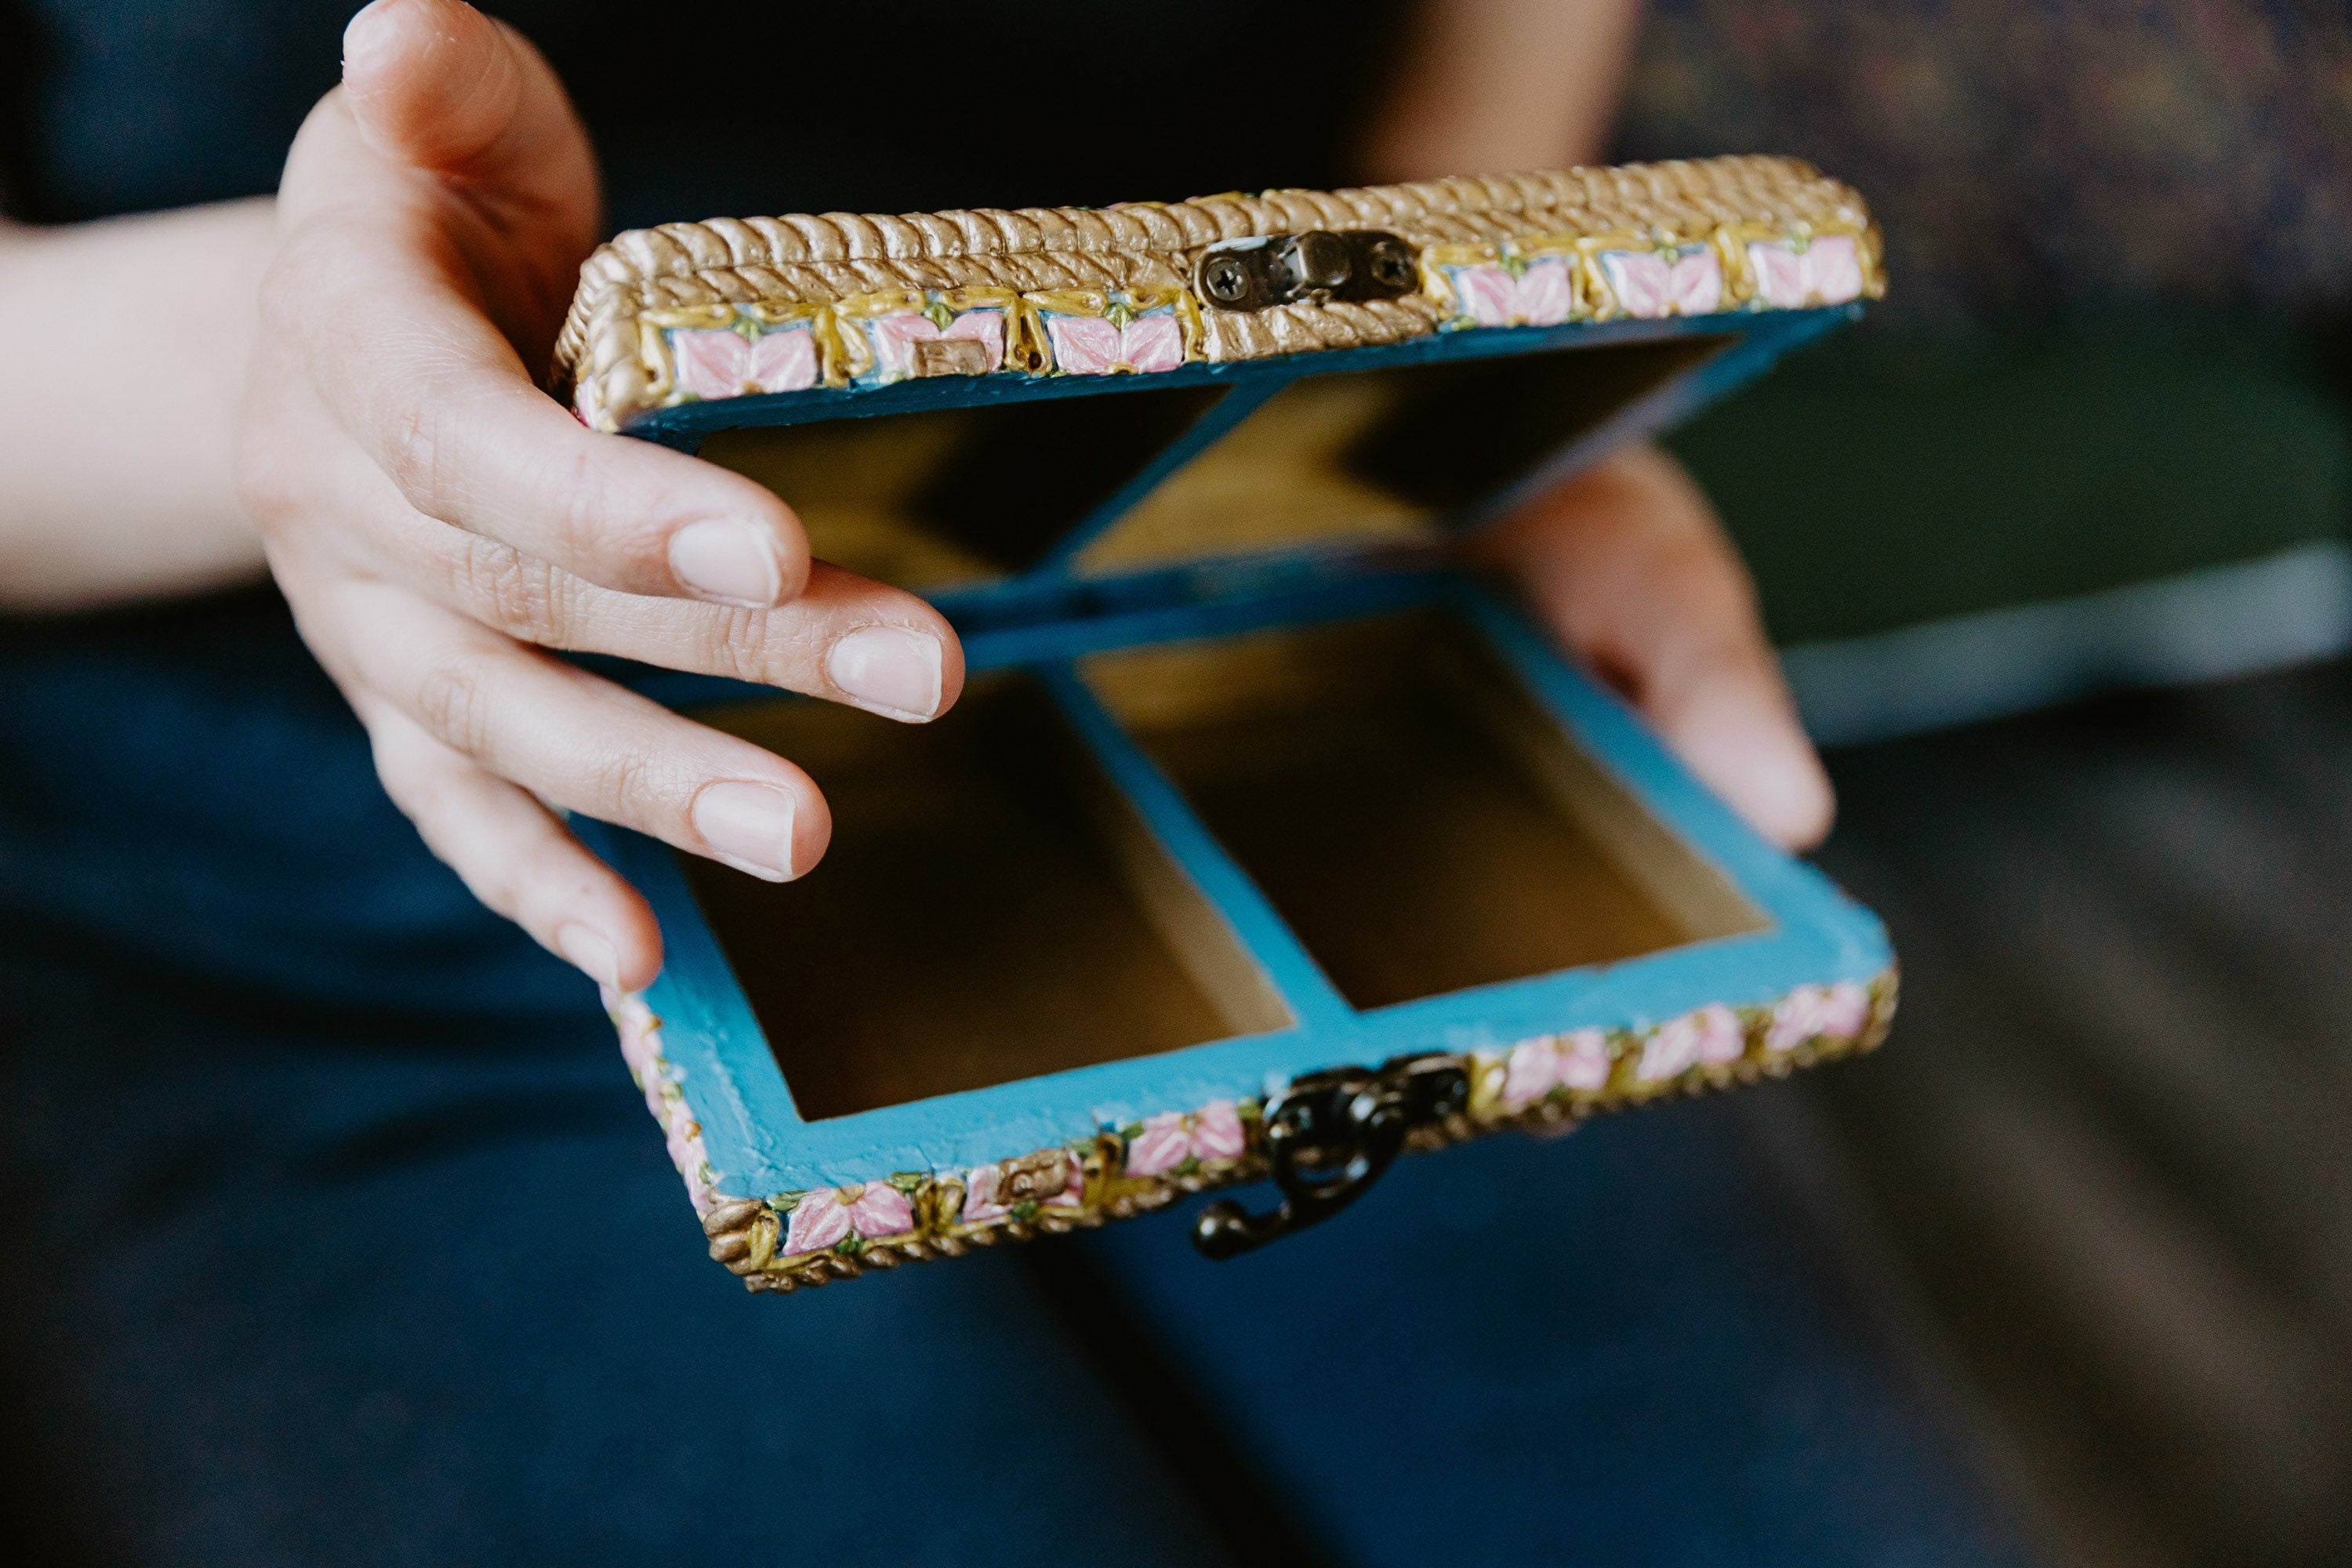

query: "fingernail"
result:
(692, 781), (798, 880)
(669, 519), (784, 608)
(554, 923), (620, 988)
(827, 626), (943, 720)
(341, 2), (399, 71)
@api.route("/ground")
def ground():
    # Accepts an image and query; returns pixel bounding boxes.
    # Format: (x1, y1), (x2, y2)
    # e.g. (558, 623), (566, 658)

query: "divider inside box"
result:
(695, 334), (1733, 593)
(1068, 336), (1732, 575)
(1082, 610), (1769, 1010)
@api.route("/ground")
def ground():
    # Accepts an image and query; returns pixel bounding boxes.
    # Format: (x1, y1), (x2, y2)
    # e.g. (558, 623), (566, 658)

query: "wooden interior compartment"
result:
(697, 383), (1224, 590)
(1083, 611), (1768, 1010)
(681, 674), (1290, 1120)
(697, 333), (1732, 590)
(1070, 332), (1734, 573)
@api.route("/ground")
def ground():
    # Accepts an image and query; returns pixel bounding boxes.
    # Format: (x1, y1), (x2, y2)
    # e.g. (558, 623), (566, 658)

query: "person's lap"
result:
(0, 934), (2038, 1567)
(0, 942), (1237, 1566)
(1082, 1102), (2035, 1566)
(0, 593), (2035, 1564)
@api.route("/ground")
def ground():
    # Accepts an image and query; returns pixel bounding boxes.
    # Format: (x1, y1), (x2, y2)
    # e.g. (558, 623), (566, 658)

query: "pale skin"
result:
(0, 0), (1831, 992)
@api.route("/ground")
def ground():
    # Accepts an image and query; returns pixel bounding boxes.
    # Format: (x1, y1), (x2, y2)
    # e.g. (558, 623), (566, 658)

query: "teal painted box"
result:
(552, 155), (1895, 1291)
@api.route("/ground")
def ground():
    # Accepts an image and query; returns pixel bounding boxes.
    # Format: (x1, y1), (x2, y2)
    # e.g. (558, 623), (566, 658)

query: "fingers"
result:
(340, 0), (598, 238)
(256, 185), (855, 614)
(492, 561), (963, 724)
(1475, 445), (1835, 851)
(257, 215), (831, 608)
(270, 4), (944, 638)
(261, 430), (960, 718)
(249, 398), (961, 732)
(423, 536), (964, 722)
(361, 698), (664, 990)
(281, 2), (598, 343)
(321, 577), (837, 881)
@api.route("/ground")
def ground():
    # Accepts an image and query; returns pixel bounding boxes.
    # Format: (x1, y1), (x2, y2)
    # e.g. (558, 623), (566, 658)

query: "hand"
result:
(238, 0), (964, 993)
(1474, 446), (1834, 850)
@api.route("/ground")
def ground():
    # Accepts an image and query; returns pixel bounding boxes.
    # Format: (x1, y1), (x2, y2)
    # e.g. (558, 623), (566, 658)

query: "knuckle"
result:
(376, 394), (450, 516)
(586, 744), (665, 822)
(695, 605), (766, 683)
(445, 536), (567, 644)
(409, 650), (496, 758)
(535, 441), (686, 590)
(703, 605), (827, 690)
(539, 443), (626, 570)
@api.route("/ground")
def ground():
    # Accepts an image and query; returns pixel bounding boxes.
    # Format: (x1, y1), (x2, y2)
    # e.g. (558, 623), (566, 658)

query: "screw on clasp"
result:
(1192, 1054), (1469, 1258)
(1193, 230), (1422, 313)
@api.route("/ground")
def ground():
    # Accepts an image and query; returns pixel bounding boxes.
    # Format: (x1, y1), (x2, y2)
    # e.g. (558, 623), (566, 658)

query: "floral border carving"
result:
(586, 214), (1880, 426)
(606, 970), (1896, 1294)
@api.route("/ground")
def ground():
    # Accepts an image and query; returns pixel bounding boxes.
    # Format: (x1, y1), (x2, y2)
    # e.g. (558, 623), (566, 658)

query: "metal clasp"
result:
(1195, 230), (1421, 313)
(1192, 1053), (1469, 1258)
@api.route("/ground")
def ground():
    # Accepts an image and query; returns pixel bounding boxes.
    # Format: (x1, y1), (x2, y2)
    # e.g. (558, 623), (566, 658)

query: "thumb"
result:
(337, 0), (599, 252)
(1475, 446), (1836, 851)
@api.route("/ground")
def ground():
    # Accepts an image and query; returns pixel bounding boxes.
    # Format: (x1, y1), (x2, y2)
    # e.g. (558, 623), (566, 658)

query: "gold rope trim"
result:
(682, 967), (1897, 1295)
(554, 155), (1880, 430)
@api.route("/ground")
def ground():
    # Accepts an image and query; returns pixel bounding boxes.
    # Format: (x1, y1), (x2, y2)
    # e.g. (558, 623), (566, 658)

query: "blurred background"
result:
(1614, 5), (2352, 1563)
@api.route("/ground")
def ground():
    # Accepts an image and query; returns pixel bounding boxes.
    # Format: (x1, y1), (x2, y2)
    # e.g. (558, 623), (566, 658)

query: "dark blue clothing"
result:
(0, 917), (2034, 1567)
(0, 5), (2040, 1563)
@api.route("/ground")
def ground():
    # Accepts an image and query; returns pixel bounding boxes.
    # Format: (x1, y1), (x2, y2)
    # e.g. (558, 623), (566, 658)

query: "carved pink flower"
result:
(1637, 1004), (1746, 1082)
(960, 1151), (1085, 1225)
(1747, 235), (1863, 309)
(1598, 248), (1723, 318)
(1500, 1027), (1613, 1109)
(783, 1182), (915, 1255)
(1125, 1101), (1247, 1178)
(868, 308), (1005, 378)
(670, 325), (818, 399)
(1047, 312), (1186, 375)
(1452, 257), (1575, 327)
(1765, 982), (1873, 1053)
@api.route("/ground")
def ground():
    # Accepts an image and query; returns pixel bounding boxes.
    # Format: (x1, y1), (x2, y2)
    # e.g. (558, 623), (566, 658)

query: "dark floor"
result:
(1804, 655), (2352, 1568)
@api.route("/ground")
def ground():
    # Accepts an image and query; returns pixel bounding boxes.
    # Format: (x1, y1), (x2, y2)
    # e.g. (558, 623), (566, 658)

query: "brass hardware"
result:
(1192, 1053), (1469, 1258)
(1192, 230), (1422, 313)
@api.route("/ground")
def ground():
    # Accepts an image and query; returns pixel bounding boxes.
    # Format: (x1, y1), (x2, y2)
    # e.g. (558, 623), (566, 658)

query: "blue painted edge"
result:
(1036, 376), (1290, 572)
(579, 296), (1887, 1196)
(584, 575), (1891, 1196)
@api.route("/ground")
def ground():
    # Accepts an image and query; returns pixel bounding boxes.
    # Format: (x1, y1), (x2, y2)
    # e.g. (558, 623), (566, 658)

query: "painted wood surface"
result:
(578, 301), (1889, 1201)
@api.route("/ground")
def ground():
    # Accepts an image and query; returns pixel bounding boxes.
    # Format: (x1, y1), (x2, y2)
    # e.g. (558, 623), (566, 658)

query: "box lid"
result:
(552, 156), (1881, 637)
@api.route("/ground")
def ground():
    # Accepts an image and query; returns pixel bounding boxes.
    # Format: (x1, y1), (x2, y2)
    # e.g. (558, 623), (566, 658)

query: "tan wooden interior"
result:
(683, 608), (1766, 1116)
(698, 333), (1732, 590)
(1082, 611), (1768, 1010)
(684, 675), (1291, 1121)
(682, 335), (1760, 1112)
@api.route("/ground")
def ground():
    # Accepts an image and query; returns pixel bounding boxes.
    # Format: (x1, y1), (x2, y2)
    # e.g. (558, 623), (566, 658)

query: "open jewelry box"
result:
(554, 156), (1896, 1292)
